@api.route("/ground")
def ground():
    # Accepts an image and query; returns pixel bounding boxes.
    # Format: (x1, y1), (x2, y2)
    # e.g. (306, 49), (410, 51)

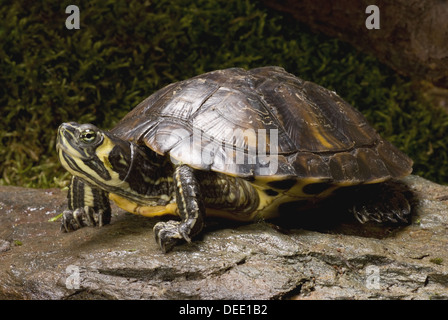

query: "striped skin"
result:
(62, 176), (111, 231)
(57, 123), (262, 217)
(67, 176), (110, 215)
(56, 122), (264, 251)
(57, 122), (177, 207)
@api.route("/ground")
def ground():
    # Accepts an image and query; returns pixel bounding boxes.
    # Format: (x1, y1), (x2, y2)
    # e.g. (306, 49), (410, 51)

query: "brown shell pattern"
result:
(111, 67), (413, 183)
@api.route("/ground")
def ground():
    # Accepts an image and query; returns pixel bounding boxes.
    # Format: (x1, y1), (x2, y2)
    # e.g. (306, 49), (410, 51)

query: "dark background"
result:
(1, 0), (447, 188)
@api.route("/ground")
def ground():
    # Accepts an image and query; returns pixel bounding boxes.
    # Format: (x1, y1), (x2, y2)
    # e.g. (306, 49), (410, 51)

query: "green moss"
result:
(1, 0), (448, 188)
(429, 258), (444, 265)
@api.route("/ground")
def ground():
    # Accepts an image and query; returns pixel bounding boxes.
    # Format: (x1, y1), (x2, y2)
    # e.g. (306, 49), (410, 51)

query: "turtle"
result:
(56, 66), (413, 252)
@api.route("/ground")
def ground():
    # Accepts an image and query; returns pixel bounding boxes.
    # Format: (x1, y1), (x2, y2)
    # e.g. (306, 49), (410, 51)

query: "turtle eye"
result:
(80, 129), (97, 144)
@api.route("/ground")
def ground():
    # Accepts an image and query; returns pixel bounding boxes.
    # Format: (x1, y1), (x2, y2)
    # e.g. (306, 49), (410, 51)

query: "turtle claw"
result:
(61, 207), (109, 232)
(351, 181), (412, 225)
(61, 209), (80, 232)
(153, 220), (189, 253)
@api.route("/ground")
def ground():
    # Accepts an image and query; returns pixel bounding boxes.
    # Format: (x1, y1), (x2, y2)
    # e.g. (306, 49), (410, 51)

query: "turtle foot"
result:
(153, 220), (192, 253)
(61, 207), (110, 232)
(351, 180), (412, 225)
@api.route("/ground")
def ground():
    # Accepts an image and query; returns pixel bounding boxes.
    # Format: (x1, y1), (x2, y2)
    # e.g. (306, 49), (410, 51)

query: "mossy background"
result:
(1, 0), (447, 188)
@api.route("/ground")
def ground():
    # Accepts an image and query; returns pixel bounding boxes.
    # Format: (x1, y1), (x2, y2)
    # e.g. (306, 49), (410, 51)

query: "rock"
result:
(0, 240), (10, 253)
(0, 175), (447, 300)
(262, 0), (448, 89)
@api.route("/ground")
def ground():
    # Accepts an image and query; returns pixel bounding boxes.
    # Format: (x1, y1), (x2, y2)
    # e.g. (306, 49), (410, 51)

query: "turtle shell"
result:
(111, 67), (412, 185)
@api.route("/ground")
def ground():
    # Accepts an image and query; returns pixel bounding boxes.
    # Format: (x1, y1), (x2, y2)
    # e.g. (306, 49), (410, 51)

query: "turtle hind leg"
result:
(350, 180), (413, 225)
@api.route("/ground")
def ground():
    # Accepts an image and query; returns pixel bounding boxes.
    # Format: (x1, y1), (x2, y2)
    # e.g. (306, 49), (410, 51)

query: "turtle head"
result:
(57, 122), (133, 189)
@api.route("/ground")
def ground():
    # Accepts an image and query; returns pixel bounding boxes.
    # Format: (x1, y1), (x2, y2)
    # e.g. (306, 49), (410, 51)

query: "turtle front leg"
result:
(154, 165), (205, 253)
(61, 176), (111, 232)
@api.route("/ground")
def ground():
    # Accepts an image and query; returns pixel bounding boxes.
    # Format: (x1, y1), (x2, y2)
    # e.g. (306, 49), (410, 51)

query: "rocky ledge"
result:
(0, 175), (447, 300)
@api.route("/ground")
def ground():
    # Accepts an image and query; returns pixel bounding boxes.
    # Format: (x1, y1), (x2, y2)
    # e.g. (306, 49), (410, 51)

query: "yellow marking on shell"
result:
(363, 177), (390, 184)
(245, 175), (392, 220)
(291, 178), (334, 198)
(249, 184), (288, 220)
(109, 193), (179, 217)
(253, 176), (357, 198)
(310, 127), (334, 150)
(245, 177), (326, 219)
